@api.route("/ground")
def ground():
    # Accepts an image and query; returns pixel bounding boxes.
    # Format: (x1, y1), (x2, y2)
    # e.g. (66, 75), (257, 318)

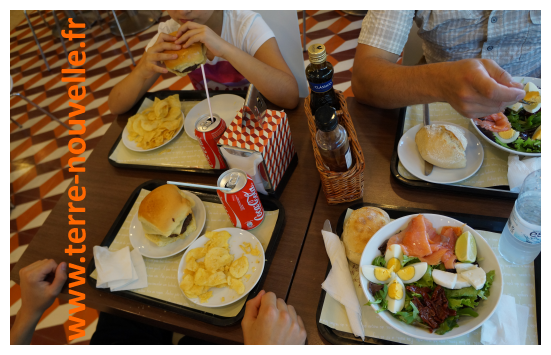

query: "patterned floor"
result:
(9, 10), (363, 345)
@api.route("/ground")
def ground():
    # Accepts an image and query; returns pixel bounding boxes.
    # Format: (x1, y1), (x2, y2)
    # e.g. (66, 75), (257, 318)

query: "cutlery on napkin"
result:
(320, 219), (365, 341)
(481, 294), (529, 345)
(93, 246), (148, 291)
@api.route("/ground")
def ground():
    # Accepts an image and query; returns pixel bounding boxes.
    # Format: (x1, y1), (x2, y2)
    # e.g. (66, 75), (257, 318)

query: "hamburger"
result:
(138, 184), (197, 247)
(163, 31), (207, 76)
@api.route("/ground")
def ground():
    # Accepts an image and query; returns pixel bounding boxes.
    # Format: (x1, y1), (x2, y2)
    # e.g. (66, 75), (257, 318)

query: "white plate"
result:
(122, 110), (185, 152)
(184, 94), (244, 140)
(398, 121), (484, 184)
(470, 77), (541, 157)
(177, 227), (265, 308)
(129, 190), (206, 258)
(359, 213), (503, 341)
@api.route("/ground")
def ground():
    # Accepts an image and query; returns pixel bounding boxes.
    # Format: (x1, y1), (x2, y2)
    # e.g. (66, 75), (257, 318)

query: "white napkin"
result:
(480, 294), (529, 344)
(94, 246), (134, 288)
(219, 146), (268, 195)
(507, 155), (541, 192)
(321, 230), (365, 341)
(110, 249), (148, 291)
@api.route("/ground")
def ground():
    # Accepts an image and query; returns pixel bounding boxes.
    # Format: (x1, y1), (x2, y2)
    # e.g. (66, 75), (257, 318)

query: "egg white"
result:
(522, 82), (541, 113)
(397, 262), (428, 284)
(384, 244), (403, 264)
(361, 265), (395, 284)
(493, 130), (520, 144)
(386, 276), (406, 314)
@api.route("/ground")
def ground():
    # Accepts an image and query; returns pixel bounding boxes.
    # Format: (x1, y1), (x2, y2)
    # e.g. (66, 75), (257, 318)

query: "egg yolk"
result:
(524, 91), (541, 103)
(374, 268), (392, 281)
(498, 129), (515, 140)
(386, 258), (401, 272)
(388, 280), (403, 300)
(397, 266), (415, 281)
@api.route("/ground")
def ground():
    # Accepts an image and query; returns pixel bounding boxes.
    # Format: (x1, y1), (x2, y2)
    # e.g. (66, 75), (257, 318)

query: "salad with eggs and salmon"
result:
(472, 81), (541, 153)
(362, 215), (495, 335)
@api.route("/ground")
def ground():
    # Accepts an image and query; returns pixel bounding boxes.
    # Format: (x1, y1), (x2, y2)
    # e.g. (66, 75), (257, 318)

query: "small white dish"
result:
(177, 227), (265, 308)
(122, 110), (185, 152)
(184, 94), (244, 140)
(129, 190), (206, 258)
(359, 213), (503, 341)
(398, 121), (484, 184)
(470, 77), (541, 157)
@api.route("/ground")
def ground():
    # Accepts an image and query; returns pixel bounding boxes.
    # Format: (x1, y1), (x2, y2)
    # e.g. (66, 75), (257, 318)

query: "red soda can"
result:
(217, 169), (265, 230)
(194, 113), (228, 169)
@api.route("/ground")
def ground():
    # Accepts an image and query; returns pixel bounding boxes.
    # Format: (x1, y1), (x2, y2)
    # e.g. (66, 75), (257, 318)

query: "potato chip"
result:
(154, 100), (169, 119)
(163, 106), (182, 121)
(186, 257), (199, 272)
(205, 247), (233, 271)
(227, 275), (232, 285)
(206, 271), (227, 287)
(185, 284), (204, 298)
(196, 261), (205, 270)
(206, 231), (231, 251)
(160, 117), (182, 131)
(186, 247), (207, 263)
(199, 291), (213, 303)
(230, 278), (245, 295)
(141, 118), (160, 132)
(132, 115), (146, 136)
(230, 256), (249, 279)
(162, 129), (175, 141)
(180, 274), (194, 291)
(183, 268), (195, 278)
(166, 94), (181, 109)
(194, 268), (210, 286)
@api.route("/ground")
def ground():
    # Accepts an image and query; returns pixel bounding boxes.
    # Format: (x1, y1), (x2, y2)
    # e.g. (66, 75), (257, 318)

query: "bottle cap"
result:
(308, 43), (327, 64)
(315, 105), (338, 132)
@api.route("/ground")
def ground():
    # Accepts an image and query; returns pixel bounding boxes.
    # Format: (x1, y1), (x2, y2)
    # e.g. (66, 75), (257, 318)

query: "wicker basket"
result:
(305, 90), (365, 205)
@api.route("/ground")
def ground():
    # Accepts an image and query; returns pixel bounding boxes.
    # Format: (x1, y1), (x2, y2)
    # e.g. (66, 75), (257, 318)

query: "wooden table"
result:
(10, 98), (321, 344)
(286, 98), (516, 345)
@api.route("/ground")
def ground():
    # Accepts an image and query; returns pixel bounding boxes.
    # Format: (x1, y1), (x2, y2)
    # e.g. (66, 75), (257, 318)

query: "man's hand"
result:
(11, 259), (67, 344)
(135, 33), (182, 79)
(438, 58), (525, 118)
(174, 22), (232, 61)
(241, 290), (307, 345)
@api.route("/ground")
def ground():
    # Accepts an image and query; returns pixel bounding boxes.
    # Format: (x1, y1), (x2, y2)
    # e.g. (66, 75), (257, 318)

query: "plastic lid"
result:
(308, 43), (327, 64)
(315, 105), (338, 132)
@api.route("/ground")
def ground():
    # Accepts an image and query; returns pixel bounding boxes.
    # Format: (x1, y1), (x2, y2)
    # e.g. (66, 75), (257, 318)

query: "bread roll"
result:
(415, 124), (468, 169)
(342, 207), (390, 264)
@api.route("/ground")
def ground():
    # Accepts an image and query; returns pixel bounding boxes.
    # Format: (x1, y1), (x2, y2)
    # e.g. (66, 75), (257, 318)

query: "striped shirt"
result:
(358, 10), (541, 77)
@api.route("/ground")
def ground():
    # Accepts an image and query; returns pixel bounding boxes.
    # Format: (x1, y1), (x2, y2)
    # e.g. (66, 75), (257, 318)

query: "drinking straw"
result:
(200, 64), (214, 120)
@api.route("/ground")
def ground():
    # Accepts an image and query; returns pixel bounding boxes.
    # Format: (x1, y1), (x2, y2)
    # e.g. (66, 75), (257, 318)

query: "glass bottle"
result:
(315, 105), (352, 172)
(306, 43), (339, 115)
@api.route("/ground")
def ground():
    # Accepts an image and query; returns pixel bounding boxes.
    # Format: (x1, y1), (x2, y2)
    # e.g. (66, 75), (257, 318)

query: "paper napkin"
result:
(110, 249), (148, 291)
(508, 155), (541, 192)
(93, 246), (134, 288)
(481, 294), (529, 345)
(321, 230), (365, 341)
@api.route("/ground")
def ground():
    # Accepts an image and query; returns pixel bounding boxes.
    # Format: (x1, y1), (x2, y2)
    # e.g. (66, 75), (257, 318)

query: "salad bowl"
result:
(359, 214), (503, 341)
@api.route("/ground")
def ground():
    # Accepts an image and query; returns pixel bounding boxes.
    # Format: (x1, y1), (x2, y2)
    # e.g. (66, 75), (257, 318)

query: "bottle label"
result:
(345, 147), (352, 169)
(507, 203), (541, 245)
(308, 80), (333, 93)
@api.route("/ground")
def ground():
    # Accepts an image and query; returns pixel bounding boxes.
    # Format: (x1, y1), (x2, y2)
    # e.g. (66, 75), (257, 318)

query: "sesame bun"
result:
(415, 124), (468, 169)
(342, 207), (390, 264)
(163, 32), (207, 76)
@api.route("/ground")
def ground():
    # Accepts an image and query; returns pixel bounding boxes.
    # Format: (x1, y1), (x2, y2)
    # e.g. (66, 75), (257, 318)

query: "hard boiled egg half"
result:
(386, 275), (406, 313)
(522, 82), (541, 113)
(493, 129), (519, 144)
(362, 265), (395, 284)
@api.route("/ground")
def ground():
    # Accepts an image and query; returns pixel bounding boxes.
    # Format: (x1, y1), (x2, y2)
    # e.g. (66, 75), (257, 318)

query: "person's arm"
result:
(351, 44), (526, 118)
(241, 290), (307, 345)
(175, 22), (299, 109)
(11, 260), (67, 345)
(108, 33), (182, 115)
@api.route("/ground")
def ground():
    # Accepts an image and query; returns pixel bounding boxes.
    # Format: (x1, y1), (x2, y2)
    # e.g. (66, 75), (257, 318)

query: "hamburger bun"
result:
(415, 124), (468, 169)
(342, 207), (390, 264)
(138, 184), (196, 247)
(163, 32), (207, 76)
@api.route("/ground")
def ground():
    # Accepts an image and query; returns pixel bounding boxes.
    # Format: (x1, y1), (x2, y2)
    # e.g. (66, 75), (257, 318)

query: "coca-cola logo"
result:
(243, 186), (264, 221)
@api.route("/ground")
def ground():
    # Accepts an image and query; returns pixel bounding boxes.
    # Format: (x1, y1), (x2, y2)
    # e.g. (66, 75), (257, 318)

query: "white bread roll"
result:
(342, 207), (390, 264)
(415, 124), (468, 169)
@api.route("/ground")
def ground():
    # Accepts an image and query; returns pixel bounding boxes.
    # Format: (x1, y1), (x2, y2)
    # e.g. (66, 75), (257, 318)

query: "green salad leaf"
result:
(513, 137), (541, 153)
(446, 286), (479, 299)
(394, 301), (421, 324)
(413, 265), (433, 288)
(366, 283), (389, 313)
(372, 255), (386, 267)
(507, 111), (541, 132)
(448, 297), (479, 310)
(402, 255), (420, 266)
(435, 315), (460, 335)
(456, 307), (479, 317)
(477, 270), (495, 300)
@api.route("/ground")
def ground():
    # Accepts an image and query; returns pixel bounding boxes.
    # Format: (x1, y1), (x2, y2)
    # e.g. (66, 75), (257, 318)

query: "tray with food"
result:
(85, 179), (285, 326)
(108, 90), (247, 175)
(391, 76), (541, 199)
(316, 203), (540, 345)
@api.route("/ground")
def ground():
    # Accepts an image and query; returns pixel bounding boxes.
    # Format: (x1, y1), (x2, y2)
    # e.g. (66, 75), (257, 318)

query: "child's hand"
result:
(19, 259), (67, 320)
(174, 22), (232, 61)
(136, 33), (182, 79)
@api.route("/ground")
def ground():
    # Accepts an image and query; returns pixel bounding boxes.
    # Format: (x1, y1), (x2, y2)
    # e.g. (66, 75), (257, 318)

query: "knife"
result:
(423, 104), (433, 176)
(323, 219), (332, 233)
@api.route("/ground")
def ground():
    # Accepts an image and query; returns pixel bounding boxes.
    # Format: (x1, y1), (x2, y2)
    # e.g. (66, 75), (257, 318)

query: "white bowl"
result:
(470, 77), (541, 157)
(359, 213), (503, 340)
(122, 110), (185, 152)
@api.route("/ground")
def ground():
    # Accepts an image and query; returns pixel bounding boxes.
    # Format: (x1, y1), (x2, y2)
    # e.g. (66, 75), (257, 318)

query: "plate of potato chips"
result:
(123, 94), (185, 151)
(177, 228), (265, 307)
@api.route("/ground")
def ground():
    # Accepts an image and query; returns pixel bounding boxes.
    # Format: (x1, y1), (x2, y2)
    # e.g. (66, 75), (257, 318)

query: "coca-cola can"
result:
(217, 169), (264, 230)
(194, 113), (228, 169)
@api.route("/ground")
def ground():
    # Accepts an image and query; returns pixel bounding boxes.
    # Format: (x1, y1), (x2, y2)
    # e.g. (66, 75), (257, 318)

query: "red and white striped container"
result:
(195, 113), (228, 169)
(217, 169), (264, 230)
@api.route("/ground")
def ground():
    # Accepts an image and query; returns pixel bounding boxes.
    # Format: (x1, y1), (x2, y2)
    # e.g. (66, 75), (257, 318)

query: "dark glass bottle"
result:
(315, 106), (352, 172)
(306, 43), (339, 115)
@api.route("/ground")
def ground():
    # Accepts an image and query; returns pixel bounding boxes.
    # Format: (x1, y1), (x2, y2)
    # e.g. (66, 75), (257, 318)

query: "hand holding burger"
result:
(135, 33), (182, 78)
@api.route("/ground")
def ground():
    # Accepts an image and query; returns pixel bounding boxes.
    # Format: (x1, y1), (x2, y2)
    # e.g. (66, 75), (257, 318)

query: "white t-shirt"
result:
(145, 10), (275, 90)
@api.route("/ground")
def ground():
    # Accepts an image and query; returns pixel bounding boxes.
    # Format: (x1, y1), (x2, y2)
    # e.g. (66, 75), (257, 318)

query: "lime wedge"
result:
(455, 231), (477, 263)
